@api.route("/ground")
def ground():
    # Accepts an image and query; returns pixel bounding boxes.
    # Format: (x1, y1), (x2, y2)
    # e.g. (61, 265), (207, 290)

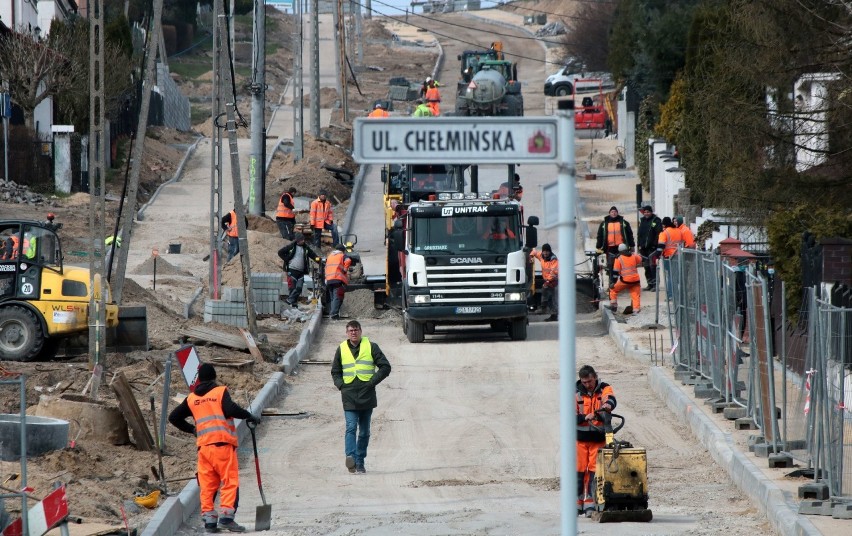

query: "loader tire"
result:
(0, 306), (45, 362)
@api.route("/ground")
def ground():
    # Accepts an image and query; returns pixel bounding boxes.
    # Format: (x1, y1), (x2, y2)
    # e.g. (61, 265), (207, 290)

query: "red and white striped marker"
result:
(175, 344), (202, 390)
(2, 484), (69, 536)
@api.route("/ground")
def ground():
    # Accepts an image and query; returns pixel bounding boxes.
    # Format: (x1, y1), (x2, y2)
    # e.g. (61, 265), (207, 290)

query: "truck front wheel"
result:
(405, 313), (425, 343)
(0, 306), (45, 361)
(509, 317), (528, 341)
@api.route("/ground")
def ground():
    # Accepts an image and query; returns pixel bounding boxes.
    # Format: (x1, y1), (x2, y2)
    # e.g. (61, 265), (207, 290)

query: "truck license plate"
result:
(455, 306), (482, 314)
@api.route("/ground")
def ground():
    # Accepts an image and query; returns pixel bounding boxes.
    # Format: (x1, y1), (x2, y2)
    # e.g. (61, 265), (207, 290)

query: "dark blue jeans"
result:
(344, 408), (372, 466)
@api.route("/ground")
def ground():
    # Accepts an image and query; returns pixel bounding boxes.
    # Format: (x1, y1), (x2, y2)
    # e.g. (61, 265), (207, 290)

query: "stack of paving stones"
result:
(203, 273), (285, 327)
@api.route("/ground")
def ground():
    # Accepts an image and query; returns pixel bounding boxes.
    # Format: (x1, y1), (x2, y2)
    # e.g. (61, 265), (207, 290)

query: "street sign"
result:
(353, 116), (558, 164)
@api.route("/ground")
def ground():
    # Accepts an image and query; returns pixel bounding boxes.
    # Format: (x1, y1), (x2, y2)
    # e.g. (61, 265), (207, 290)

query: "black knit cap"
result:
(198, 363), (216, 382)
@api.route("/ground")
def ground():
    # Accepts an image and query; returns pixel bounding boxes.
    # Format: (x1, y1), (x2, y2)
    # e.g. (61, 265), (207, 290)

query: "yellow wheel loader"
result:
(590, 413), (653, 523)
(0, 217), (118, 361)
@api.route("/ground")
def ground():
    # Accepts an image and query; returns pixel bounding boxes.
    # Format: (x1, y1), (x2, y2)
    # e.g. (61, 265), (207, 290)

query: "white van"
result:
(543, 66), (615, 96)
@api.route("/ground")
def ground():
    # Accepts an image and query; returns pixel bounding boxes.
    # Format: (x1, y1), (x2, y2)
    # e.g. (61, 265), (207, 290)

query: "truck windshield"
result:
(411, 214), (521, 254)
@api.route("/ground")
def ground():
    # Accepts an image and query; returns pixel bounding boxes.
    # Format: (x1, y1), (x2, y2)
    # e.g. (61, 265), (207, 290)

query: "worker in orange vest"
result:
(595, 206), (634, 282)
(530, 243), (559, 321)
(609, 243), (643, 314)
(0, 228), (19, 260)
(655, 217), (684, 299)
(325, 244), (353, 320)
(220, 208), (244, 262)
(168, 363), (259, 533)
(367, 102), (390, 118)
(424, 79), (441, 117)
(309, 190), (338, 247)
(576, 365), (616, 516)
(675, 216), (696, 249)
(276, 186), (297, 240)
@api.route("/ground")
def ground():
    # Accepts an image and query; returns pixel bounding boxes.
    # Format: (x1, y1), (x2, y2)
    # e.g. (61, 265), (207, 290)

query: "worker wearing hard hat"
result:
(609, 243), (643, 314)
(367, 102), (390, 118)
(169, 363), (260, 533)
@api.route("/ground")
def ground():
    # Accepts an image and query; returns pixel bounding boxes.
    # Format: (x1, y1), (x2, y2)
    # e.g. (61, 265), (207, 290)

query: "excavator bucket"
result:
(109, 306), (149, 352)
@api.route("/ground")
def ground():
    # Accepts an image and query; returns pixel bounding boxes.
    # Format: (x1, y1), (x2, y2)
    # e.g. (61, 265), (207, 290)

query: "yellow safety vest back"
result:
(339, 337), (375, 384)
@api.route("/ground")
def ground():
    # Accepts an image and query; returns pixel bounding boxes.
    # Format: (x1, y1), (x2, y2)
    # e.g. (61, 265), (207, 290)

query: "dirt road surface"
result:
(170, 6), (773, 535)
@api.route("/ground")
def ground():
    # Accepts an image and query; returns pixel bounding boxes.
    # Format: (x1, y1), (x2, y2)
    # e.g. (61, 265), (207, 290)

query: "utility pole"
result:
(112, 0), (164, 304)
(365, 0), (371, 20)
(293, 0), (304, 160)
(248, 0), (266, 215)
(88, 0), (106, 399)
(216, 0), (258, 337)
(209, 0), (224, 299)
(334, 0), (348, 122)
(353, 0), (363, 65)
(310, 0), (320, 137)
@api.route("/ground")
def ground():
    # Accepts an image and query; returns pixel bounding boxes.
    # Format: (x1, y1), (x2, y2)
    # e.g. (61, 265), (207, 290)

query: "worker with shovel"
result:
(169, 363), (260, 533)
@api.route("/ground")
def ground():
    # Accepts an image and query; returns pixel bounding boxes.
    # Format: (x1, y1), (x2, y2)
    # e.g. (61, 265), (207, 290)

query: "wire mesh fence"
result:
(663, 247), (852, 501)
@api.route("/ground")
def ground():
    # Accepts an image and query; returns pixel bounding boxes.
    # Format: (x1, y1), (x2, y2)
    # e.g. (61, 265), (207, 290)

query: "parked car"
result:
(544, 65), (615, 97)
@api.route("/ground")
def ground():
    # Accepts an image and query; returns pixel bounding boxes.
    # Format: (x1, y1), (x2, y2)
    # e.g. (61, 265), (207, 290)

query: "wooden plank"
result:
(110, 371), (155, 451)
(180, 326), (248, 350)
(239, 328), (265, 362)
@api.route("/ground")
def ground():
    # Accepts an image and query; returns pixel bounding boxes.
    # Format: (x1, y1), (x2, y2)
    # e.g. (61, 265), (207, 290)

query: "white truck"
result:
(544, 65), (615, 97)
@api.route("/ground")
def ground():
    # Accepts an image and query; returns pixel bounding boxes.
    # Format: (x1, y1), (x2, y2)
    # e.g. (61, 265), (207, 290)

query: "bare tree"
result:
(0, 26), (86, 130)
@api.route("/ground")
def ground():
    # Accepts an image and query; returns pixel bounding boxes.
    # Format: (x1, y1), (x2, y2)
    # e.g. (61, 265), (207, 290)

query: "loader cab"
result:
(0, 221), (63, 301)
(399, 164), (464, 204)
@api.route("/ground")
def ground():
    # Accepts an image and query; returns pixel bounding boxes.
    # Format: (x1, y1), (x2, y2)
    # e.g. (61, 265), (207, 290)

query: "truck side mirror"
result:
(525, 227), (538, 250)
(527, 215), (540, 226)
(381, 168), (387, 183)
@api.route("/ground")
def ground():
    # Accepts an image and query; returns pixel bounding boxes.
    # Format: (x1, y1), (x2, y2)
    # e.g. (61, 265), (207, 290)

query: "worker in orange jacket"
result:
(221, 208), (245, 262)
(367, 102), (390, 118)
(325, 244), (353, 320)
(169, 363), (259, 533)
(609, 243), (643, 314)
(576, 365), (616, 517)
(655, 217), (684, 299)
(424, 79), (441, 117)
(530, 243), (559, 321)
(276, 187), (297, 240)
(675, 216), (695, 249)
(309, 190), (338, 247)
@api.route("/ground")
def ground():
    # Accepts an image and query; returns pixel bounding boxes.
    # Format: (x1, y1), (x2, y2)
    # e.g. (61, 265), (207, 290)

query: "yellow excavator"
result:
(0, 216), (119, 361)
(591, 413), (653, 523)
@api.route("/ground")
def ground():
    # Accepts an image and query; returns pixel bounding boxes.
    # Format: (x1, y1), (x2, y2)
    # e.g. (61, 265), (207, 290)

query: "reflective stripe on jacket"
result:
(657, 227), (684, 258)
(276, 192), (295, 219)
(325, 251), (351, 285)
(339, 337), (375, 384)
(576, 381), (616, 443)
(310, 199), (333, 228)
(187, 385), (238, 447)
(531, 249), (558, 283)
(613, 253), (642, 283)
(226, 210), (239, 238)
(607, 221), (624, 247)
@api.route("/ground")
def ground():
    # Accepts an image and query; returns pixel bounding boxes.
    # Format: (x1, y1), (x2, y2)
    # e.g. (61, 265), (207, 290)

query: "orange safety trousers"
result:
(609, 279), (641, 310)
(198, 443), (240, 521)
(577, 441), (604, 509)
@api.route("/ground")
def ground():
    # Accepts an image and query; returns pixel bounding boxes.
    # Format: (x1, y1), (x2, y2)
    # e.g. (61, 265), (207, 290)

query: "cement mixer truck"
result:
(455, 60), (523, 117)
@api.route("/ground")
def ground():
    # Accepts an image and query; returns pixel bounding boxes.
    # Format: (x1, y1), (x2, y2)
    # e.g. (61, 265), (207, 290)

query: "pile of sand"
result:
(132, 254), (193, 276)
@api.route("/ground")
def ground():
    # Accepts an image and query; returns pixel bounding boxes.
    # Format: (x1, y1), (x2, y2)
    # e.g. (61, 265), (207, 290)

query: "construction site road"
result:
(165, 6), (778, 535)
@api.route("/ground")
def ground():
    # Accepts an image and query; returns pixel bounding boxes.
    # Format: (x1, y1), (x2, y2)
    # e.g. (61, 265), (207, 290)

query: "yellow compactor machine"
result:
(591, 413), (653, 523)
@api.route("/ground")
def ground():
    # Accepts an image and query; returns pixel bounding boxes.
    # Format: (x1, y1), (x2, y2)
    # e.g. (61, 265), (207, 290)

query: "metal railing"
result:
(662, 247), (852, 501)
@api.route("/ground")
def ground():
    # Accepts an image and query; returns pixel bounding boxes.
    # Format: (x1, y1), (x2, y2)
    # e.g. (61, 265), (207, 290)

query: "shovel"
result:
(248, 421), (272, 531)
